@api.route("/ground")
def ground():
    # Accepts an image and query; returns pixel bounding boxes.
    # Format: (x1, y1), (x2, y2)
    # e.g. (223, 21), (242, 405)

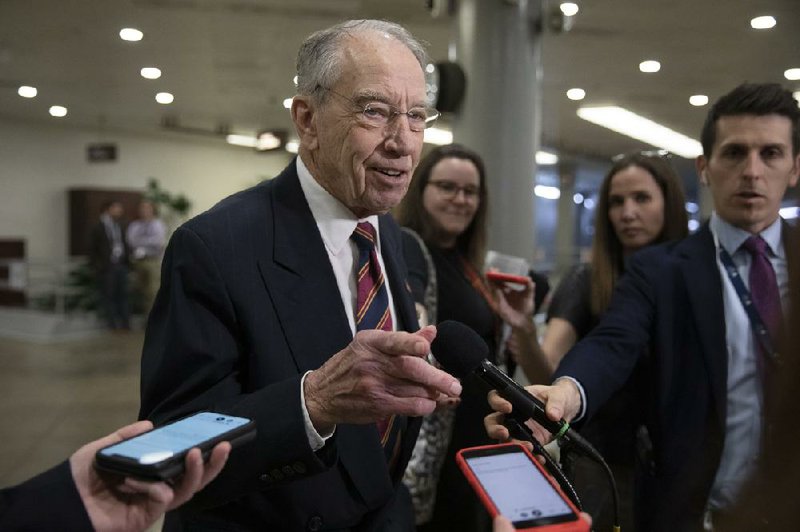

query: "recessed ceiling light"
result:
(283, 98), (293, 109)
(292, 75), (298, 86)
(49, 105), (68, 117)
(425, 63), (435, 74)
(639, 60), (661, 73)
(750, 15), (776, 29)
(536, 150), (559, 165)
(566, 88), (586, 100)
(140, 67), (161, 80)
(155, 92), (174, 104)
(793, 91), (800, 106)
(285, 140), (299, 154)
(18, 85), (37, 98)
(119, 28), (143, 42)
(534, 185), (561, 200)
(689, 95), (709, 107)
(577, 105), (702, 158)
(785, 68), (800, 81)
(559, 2), (579, 17)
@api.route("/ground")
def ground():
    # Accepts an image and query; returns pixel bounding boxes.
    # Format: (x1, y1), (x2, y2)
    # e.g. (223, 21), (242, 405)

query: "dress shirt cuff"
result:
(301, 371), (335, 451)
(553, 376), (587, 422)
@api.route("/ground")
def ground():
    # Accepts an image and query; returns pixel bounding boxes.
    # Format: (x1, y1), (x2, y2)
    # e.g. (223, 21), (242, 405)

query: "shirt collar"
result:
(296, 156), (381, 255)
(709, 212), (784, 259)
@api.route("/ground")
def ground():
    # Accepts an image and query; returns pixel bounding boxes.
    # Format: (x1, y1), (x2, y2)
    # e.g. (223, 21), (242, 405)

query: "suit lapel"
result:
(256, 165), (353, 373)
(379, 214), (419, 334)
(678, 225), (727, 422)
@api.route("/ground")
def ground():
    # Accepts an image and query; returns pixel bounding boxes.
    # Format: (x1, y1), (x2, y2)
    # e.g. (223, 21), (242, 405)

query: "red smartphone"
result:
(486, 270), (530, 286)
(456, 443), (588, 532)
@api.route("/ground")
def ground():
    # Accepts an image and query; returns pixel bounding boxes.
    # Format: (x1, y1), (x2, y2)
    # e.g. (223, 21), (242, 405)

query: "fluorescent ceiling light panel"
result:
(560, 2), (579, 17)
(577, 105), (702, 158)
(534, 185), (561, 200)
(780, 206), (799, 220)
(141, 67), (161, 80)
(536, 150), (559, 165)
(49, 105), (67, 117)
(689, 95), (708, 106)
(285, 141), (299, 154)
(283, 98), (293, 109)
(566, 88), (586, 101)
(155, 92), (174, 104)
(424, 127), (453, 145)
(785, 68), (800, 81)
(226, 134), (257, 148)
(639, 60), (661, 73)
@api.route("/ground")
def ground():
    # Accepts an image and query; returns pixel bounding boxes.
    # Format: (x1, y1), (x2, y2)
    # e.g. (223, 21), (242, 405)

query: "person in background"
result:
(138, 19), (461, 531)
(0, 420), (230, 532)
(485, 82), (799, 531)
(493, 151), (689, 530)
(126, 199), (167, 313)
(89, 200), (130, 331)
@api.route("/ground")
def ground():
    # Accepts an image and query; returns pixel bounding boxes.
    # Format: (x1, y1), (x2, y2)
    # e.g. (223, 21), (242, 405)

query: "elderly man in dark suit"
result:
(138, 19), (461, 532)
(486, 83), (799, 531)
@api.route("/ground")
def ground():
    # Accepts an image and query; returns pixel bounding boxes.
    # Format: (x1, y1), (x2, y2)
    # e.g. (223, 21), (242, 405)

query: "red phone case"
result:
(486, 271), (530, 285)
(456, 443), (589, 532)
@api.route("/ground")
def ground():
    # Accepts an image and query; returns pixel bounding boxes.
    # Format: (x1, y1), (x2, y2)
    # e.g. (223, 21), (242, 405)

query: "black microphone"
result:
(431, 319), (600, 459)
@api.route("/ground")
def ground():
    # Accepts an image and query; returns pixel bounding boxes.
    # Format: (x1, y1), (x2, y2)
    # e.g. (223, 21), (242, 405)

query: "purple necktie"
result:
(741, 235), (783, 372)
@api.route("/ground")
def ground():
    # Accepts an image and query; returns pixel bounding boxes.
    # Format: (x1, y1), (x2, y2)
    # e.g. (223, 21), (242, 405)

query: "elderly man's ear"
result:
(291, 97), (319, 151)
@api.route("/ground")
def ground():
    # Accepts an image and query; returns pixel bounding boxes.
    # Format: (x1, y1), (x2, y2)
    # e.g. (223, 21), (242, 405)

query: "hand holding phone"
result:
(457, 443), (588, 532)
(95, 412), (256, 481)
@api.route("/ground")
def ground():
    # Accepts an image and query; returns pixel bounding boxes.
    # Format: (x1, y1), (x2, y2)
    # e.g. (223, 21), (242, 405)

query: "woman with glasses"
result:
(395, 144), (495, 532)
(494, 151), (689, 531)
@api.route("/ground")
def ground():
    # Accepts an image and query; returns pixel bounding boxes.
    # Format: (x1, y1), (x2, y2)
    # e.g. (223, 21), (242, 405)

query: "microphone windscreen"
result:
(431, 320), (489, 379)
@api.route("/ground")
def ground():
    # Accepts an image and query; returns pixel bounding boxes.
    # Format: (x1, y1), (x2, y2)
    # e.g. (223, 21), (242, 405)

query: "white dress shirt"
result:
(294, 156), (399, 450)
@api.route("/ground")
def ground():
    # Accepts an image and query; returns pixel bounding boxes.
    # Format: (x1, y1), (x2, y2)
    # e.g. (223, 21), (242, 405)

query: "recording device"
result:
(456, 443), (588, 531)
(486, 270), (530, 286)
(431, 320), (600, 460)
(95, 412), (256, 481)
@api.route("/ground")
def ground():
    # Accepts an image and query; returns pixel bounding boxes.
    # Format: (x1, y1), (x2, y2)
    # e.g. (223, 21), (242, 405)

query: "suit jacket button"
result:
(293, 461), (307, 474)
(259, 473), (271, 483)
(270, 468), (284, 481)
(307, 515), (323, 531)
(282, 465), (294, 477)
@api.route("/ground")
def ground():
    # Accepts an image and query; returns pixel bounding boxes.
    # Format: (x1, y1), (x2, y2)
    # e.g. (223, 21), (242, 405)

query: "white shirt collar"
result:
(709, 212), (784, 259)
(295, 156), (381, 254)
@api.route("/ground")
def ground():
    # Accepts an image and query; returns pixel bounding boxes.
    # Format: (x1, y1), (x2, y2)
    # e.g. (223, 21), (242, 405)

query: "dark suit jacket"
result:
(555, 223), (795, 531)
(139, 161), (421, 531)
(88, 217), (129, 271)
(0, 461), (93, 531)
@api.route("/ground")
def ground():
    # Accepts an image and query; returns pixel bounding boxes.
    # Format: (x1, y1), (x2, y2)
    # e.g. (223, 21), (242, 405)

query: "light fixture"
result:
(425, 63), (435, 74)
(18, 85), (37, 98)
(283, 98), (293, 109)
(784, 68), (800, 81)
(424, 127), (453, 145)
(688, 219), (700, 232)
(780, 206), (799, 220)
(566, 88), (586, 101)
(573, 193), (584, 204)
(534, 185), (561, 200)
(155, 92), (174, 104)
(292, 75), (298, 86)
(49, 105), (68, 117)
(689, 95), (709, 107)
(793, 91), (800, 106)
(140, 67), (161, 80)
(119, 28), (143, 42)
(536, 150), (559, 165)
(577, 105), (702, 158)
(559, 2), (579, 17)
(639, 60), (661, 73)
(685, 202), (699, 214)
(750, 15), (776, 29)
(584, 197), (596, 209)
(285, 141), (299, 154)
(226, 134), (257, 148)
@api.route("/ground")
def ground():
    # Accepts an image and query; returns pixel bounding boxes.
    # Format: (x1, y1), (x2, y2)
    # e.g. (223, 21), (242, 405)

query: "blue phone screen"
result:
(99, 412), (249, 464)
(467, 450), (574, 523)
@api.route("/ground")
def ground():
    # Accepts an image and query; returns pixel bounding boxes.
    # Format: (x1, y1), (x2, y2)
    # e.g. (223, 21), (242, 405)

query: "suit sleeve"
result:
(554, 251), (657, 421)
(0, 461), (93, 531)
(139, 226), (335, 509)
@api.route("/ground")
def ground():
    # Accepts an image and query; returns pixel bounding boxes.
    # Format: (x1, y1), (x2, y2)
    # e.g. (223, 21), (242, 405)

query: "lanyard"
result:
(717, 246), (779, 362)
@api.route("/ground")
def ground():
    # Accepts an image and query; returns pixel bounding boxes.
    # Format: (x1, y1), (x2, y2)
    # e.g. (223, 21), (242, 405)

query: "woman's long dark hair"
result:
(395, 144), (489, 270)
(590, 153), (688, 316)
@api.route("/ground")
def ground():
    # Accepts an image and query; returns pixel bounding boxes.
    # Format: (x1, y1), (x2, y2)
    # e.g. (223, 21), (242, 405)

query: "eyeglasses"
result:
(427, 180), (481, 201)
(318, 86), (440, 132)
(611, 149), (672, 162)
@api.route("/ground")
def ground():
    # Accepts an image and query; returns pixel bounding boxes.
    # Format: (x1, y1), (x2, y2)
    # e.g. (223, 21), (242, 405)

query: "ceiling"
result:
(1, 0), (798, 169)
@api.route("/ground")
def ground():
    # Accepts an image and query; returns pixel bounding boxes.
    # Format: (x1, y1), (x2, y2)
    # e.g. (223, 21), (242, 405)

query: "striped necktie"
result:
(350, 222), (402, 468)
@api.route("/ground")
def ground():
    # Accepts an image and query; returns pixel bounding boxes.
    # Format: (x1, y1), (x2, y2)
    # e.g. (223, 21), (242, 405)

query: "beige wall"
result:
(0, 117), (293, 260)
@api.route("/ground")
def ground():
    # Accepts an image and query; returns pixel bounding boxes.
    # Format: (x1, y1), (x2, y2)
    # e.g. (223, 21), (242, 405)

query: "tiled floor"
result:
(0, 331), (143, 488)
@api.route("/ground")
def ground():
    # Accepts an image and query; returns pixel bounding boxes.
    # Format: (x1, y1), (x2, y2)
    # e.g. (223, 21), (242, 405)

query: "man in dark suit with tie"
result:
(89, 200), (130, 330)
(138, 19), (461, 531)
(486, 83), (799, 531)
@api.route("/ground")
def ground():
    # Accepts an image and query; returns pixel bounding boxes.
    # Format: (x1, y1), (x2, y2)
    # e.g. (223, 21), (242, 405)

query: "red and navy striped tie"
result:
(351, 222), (402, 467)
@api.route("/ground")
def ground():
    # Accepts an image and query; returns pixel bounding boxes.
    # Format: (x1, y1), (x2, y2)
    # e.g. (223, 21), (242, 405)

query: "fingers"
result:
(484, 411), (510, 441)
(487, 390), (513, 414)
(388, 354), (462, 397)
(538, 381), (580, 422)
(123, 477), (174, 506)
(493, 515), (516, 532)
(356, 329), (430, 358)
(199, 442), (231, 489)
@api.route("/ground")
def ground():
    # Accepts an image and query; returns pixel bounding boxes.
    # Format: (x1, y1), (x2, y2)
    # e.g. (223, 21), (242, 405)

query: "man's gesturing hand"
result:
(305, 325), (462, 434)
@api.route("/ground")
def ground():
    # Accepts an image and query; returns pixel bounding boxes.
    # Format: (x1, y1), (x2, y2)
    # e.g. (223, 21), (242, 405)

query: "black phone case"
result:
(94, 415), (256, 481)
